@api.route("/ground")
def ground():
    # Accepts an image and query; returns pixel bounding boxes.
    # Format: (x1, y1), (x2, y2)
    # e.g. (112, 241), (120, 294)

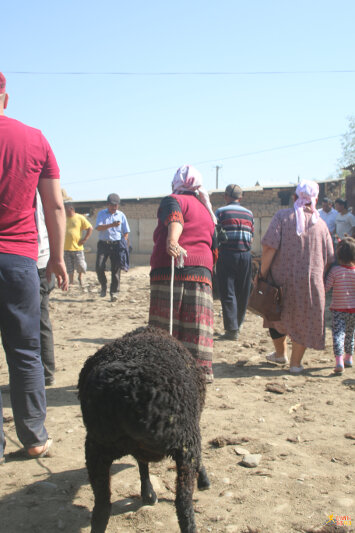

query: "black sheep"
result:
(78, 325), (210, 533)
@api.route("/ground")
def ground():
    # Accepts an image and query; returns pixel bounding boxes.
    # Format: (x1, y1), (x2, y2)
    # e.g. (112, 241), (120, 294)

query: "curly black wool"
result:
(78, 326), (210, 533)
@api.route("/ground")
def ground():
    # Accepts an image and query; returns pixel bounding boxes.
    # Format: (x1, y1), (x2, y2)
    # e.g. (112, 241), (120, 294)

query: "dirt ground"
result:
(0, 267), (354, 533)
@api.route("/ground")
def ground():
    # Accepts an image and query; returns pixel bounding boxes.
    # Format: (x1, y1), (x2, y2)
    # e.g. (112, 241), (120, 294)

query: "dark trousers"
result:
(38, 267), (55, 381)
(216, 249), (252, 333)
(0, 253), (48, 456)
(95, 241), (121, 295)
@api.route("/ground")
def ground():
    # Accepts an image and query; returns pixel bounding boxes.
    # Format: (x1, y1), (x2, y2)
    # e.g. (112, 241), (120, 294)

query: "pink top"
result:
(0, 115), (59, 260)
(325, 265), (355, 312)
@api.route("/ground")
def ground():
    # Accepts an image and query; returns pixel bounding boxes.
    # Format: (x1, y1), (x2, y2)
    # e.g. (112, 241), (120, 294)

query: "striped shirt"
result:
(215, 202), (254, 252)
(325, 265), (355, 312)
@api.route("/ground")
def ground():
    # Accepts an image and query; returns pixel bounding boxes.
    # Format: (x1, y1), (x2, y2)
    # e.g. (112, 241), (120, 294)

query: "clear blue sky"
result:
(2, 0), (355, 200)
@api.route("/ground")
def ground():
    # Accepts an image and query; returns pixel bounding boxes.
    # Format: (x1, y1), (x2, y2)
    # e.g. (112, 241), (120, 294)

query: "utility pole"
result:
(215, 165), (222, 189)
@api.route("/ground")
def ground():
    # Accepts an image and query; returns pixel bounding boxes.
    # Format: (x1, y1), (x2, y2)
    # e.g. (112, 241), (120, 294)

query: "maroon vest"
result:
(150, 194), (215, 272)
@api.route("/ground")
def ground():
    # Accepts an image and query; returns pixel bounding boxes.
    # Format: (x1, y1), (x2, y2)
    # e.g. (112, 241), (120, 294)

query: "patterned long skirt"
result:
(149, 280), (214, 377)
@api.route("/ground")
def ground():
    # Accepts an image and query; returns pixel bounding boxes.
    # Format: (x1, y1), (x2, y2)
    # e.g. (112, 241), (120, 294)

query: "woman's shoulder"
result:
(272, 207), (294, 220)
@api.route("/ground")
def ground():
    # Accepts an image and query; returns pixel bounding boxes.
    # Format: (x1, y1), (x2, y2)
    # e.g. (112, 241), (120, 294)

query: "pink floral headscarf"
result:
(172, 165), (217, 224)
(294, 179), (320, 236)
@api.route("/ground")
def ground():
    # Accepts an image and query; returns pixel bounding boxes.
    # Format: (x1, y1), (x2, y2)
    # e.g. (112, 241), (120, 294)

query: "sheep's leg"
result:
(175, 451), (197, 533)
(197, 464), (210, 490)
(86, 437), (113, 533)
(138, 461), (158, 505)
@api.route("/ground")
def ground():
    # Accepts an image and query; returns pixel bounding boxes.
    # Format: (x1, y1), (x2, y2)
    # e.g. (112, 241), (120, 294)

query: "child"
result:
(325, 238), (355, 373)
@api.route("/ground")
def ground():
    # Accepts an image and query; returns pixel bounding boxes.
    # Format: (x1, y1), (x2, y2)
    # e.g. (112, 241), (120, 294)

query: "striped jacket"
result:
(325, 265), (355, 312)
(215, 202), (254, 252)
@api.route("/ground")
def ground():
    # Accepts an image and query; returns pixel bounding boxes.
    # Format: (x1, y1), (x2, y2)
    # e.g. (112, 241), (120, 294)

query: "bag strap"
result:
(268, 267), (277, 287)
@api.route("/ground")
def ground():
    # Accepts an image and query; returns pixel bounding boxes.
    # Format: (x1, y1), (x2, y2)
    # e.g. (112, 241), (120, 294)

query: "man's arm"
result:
(37, 178), (68, 290)
(78, 226), (93, 246)
(96, 221), (121, 231)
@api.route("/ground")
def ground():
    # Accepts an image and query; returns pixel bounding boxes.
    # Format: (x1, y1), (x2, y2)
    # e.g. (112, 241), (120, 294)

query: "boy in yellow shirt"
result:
(64, 202), (93, 285)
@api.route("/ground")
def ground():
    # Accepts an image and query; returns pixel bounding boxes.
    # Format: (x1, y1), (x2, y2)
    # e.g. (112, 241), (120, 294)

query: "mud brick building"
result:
(71, 178), (344, 270)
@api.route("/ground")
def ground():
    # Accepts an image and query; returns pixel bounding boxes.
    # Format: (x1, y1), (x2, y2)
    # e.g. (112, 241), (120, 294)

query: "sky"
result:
(2, 0), (355, 201)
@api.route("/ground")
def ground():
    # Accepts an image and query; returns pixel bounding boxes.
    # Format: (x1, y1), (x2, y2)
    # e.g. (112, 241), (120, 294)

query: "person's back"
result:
(0, 116), (59, 259)
(0, 72), (67, 463)
(151, 193), (215, 272)
(215, 184), (254, 341)
(327, 264), (355, 311)
(325, 238), (355, 373)
(215, 202), (254, 252)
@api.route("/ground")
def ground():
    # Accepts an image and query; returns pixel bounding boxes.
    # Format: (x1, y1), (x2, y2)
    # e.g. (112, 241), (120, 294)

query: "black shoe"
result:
(110, 294), (118, 302)
(100, 288), (107, 298)
(218, 330), (238, 341)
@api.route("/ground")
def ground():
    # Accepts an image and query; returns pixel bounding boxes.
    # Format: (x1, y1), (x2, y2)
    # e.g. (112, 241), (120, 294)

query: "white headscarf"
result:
(294, 179), (320, 236)
(172, 165), (217, 224)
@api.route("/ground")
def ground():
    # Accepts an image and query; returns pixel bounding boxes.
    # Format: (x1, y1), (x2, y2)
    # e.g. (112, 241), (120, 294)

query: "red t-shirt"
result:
(0, 115), (60, 260)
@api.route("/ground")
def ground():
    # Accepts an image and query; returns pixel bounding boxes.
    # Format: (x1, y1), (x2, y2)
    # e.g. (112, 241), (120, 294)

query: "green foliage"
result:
(339, 115), (355, 169)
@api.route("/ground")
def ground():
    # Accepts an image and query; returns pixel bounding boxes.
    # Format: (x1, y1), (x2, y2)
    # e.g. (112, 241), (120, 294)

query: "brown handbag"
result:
(248, 271), (282, 321)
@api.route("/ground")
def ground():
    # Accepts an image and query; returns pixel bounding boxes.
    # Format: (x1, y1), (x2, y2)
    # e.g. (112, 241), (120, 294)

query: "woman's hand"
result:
(167, 239), (181, 258)
(166, 222), (184, 258)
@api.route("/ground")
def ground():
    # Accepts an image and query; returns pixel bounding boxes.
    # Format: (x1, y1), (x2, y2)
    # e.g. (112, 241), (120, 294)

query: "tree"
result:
(339, 115), (355, 170)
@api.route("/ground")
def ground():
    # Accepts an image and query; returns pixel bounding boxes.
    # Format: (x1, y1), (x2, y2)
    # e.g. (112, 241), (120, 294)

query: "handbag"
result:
(216, 223), (228, 245)
(248, 270), (282, 321)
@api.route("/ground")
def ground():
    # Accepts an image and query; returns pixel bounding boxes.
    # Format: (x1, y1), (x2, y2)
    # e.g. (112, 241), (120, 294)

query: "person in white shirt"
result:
(36, 191), (56, 386)
(335, 198), (355, 240)
(318, 197), (337, 235)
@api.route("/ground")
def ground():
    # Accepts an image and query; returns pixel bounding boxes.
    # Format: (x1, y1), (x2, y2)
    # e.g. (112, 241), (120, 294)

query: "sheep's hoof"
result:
(198, 480), (210, 491)
(142, 491), (158, 506)
(197, 468), (211, 491)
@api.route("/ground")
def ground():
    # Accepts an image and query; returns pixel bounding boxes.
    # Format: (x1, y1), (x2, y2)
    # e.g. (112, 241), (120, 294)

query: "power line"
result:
(62, 134), (341, 186)
(5, 70), (355, 76)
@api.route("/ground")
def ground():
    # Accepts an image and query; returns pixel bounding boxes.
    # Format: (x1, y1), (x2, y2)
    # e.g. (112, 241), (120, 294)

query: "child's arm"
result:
(325, 268), (335, 292)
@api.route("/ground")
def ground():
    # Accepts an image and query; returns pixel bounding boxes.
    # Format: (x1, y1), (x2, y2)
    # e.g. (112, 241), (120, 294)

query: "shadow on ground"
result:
(0, 462), (145, 533)
(213, 361), (335, 380)
(1, 385), (80, 408)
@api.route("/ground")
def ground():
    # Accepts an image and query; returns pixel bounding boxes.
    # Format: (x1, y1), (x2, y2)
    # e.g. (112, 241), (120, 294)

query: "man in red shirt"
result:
(0, 72), (68, 463)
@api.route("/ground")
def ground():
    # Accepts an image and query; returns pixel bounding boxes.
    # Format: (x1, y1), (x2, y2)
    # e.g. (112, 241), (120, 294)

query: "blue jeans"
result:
(217, 249), (252, 333)
(0, 253), (48, 457)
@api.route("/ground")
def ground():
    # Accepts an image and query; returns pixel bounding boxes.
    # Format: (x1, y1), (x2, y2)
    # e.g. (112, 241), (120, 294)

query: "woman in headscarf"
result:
(149, 165), (217, 382)
(260, 180), (334, 373)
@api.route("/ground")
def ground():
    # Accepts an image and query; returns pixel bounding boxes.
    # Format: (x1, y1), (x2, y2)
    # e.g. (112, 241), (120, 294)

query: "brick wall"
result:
(75, 179), (344, 270)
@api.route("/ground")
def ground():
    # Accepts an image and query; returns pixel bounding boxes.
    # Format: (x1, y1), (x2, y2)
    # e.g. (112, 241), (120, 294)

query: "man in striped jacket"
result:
(215, 184), (254, 341)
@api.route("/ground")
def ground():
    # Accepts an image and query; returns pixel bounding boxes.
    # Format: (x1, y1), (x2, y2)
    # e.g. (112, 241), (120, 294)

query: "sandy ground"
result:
(0, 266), (354, 533)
